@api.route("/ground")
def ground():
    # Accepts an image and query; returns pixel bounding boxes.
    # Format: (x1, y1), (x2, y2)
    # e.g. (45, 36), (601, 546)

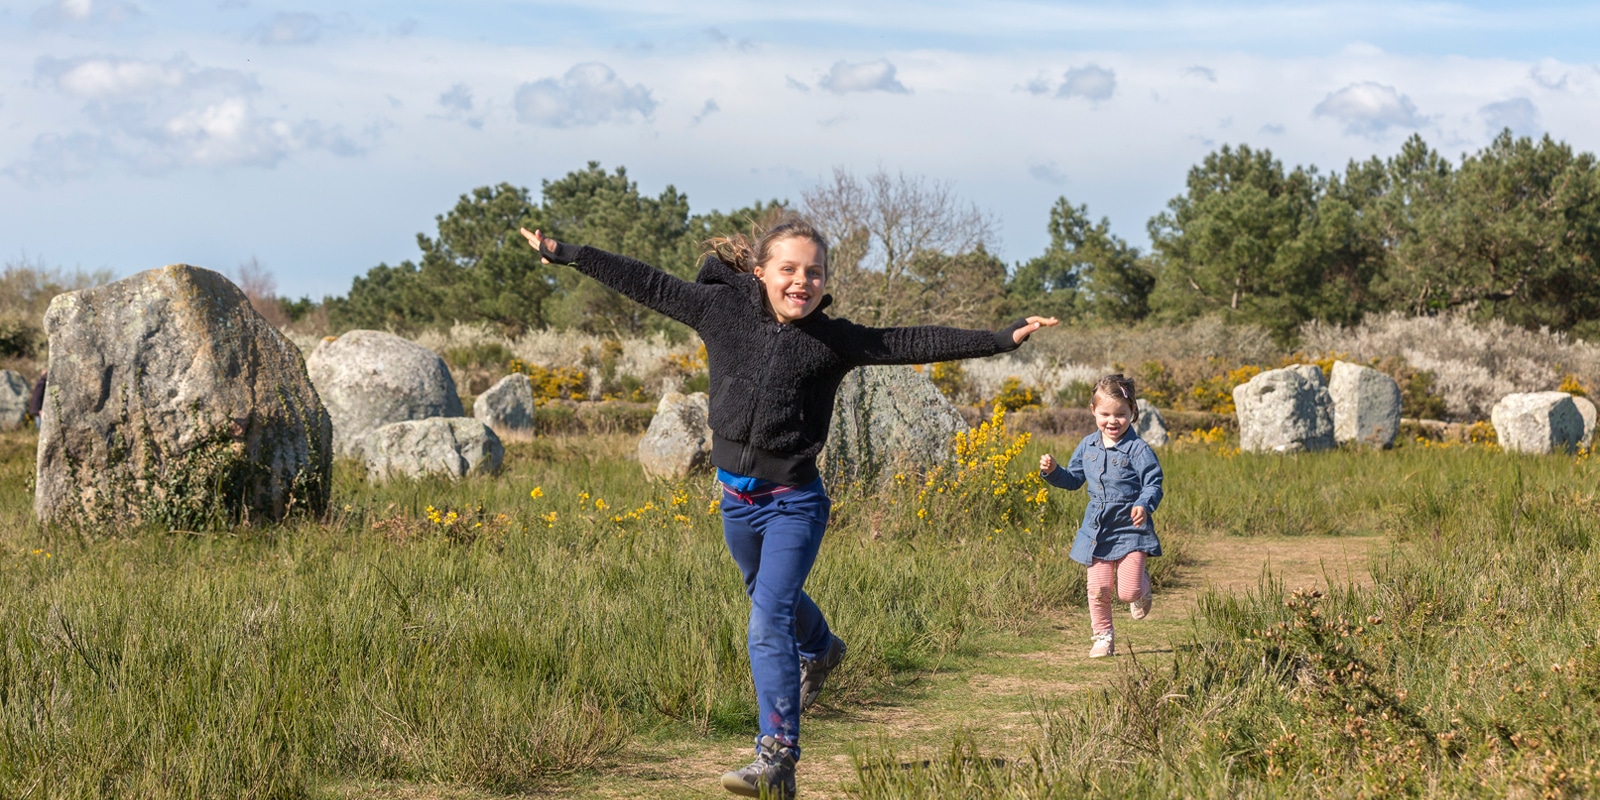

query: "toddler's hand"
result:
(1131, 506), (1147, 527)
(1039, 454), (1055, 474)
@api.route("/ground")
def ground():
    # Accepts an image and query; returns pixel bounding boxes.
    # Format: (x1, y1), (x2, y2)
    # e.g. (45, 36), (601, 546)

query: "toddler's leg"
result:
(1086, 559), (1117, 635)
(1116, 551), (1150, 603)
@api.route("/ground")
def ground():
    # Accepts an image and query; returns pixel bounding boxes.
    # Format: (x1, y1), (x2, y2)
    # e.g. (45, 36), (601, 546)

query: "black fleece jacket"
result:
(544, 242), (1027, 486)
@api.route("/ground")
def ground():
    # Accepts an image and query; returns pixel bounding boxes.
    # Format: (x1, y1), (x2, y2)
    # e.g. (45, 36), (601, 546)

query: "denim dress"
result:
(1043, 429), (1164, 566)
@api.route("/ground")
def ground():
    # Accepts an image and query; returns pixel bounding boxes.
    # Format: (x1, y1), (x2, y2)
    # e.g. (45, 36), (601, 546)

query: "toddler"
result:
(1039, 374), (1164, 658)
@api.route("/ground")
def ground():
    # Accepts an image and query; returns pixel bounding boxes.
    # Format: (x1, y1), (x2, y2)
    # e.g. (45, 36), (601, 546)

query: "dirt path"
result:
(334, 533), (1386, 800)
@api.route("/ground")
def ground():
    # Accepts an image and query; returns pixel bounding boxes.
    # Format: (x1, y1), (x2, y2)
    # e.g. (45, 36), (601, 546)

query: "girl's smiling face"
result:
(752, 236), (827, 324)
(1092, 391), (1133, 443)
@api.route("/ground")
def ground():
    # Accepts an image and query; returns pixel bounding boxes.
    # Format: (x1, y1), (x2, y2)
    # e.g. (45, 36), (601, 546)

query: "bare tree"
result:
(232, 257), (289, 328)
(801, 168), (999, 325)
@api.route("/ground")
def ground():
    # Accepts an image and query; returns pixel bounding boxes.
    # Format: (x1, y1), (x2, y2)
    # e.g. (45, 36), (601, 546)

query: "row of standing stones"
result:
(16, 264), (1597, 525)
(1233, 362), (1597, 455)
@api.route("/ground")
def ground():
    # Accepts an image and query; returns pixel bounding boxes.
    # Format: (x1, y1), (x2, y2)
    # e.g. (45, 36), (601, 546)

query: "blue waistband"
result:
(716, 467), (774, 494)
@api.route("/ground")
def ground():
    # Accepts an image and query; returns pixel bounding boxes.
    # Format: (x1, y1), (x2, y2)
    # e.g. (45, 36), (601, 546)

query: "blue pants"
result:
(720, 478), (833, 757)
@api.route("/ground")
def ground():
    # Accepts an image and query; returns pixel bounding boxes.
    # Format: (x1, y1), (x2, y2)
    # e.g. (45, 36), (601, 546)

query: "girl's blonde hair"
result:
(1091, 373), (1140, 422)
(703, 215), (830, 276)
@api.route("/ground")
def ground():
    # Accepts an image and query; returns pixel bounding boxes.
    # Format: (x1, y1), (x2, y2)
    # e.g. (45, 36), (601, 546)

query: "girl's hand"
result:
(519, 227), (553, 264)
(1040, 453), (1056, 474)
(1013, 316), (1060, 345)
(1131, 506), (1147, 527)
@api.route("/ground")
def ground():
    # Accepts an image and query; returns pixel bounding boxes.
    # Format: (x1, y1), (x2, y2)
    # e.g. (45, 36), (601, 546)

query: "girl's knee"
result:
(1087, 583), (1113, 603)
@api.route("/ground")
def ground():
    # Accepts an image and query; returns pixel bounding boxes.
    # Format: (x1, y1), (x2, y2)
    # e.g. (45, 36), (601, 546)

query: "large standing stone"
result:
(363, 417), (504, 482)
(0, 369), (27, 429)
(1233, 365), (1335, 454)
(1490, 392), (1584, 454)
(638, 392), (712, 480)
(1329, 361), (1402, 448)
(1133, 399), (1168, 446)
(306, 330), (462, 458)
(1574, 396), (1596, 451)
(474, 373), (536, 435)
(820, 365), (969, 486)
(34, 265), (331, 526)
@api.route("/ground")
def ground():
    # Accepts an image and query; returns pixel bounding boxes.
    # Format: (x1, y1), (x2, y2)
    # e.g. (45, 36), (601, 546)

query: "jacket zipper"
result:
(739, 321), (785, 475)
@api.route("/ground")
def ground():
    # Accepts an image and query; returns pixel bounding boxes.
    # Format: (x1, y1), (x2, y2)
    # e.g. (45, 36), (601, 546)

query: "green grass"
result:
(3, 424), (1594, 799)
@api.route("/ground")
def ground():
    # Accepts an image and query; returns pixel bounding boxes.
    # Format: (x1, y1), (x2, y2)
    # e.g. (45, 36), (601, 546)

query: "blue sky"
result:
(2, 0), (1598, 299)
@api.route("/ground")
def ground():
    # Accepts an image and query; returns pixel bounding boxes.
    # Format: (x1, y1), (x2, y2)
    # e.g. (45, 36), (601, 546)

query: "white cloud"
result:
(33, 0), (140, 27)
(1260, 123), (1286, 135)
(514, 63), (656, 128)
(1184, 65), (1216, 82)
(252, 12), (326, 45)
(785, 75), (810, 92)
(1312, 81), (1424, 137)
(1028, 159), (1067, 185)
(9, 55), (364, 182)
(818, 60), (909, 94)
(1020, 73), (1052, 96)
(1529, 64), (1567, 91)
(1058, 64), (1115, 101)
(1480, 98), (1539, 137)
(438, 83), (472, 113)
(691, 98), (720, 125)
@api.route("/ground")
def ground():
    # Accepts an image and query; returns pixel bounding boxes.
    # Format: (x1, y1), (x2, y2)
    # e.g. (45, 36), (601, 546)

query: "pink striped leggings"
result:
(1086, 552), (1149, 635)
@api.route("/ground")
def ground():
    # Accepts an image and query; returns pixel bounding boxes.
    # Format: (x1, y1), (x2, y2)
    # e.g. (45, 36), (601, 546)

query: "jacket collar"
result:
(696, 255), (835, 320)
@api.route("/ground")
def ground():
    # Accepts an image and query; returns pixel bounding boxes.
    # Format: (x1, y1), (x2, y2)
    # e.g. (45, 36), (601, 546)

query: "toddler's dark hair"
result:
(1091, 373), (1140, 421)
(703, 215), (830, 276)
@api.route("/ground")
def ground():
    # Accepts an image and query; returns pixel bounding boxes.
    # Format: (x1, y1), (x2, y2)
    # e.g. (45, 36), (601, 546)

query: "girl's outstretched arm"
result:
(836, 315), (1059, 367)
(520, 228), (718, 329)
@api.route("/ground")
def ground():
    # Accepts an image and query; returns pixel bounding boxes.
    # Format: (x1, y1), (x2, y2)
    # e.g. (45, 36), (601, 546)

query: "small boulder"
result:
(1491, 392), (1584, 455)
(638, 392), (712, 480)
(821, 365), (969, 486)
(474, 373), (537, 435)
(363, 417), (504, 482)
(1329, 361), (1402, 448)
(306, 330), (462, 458)
(1233, 365), (1335, 454)
(0, 369), (27, 429)
(34, 265), (331, 526)
(1574, 396), (1596, 451)
(1133, 399), (1168, 446)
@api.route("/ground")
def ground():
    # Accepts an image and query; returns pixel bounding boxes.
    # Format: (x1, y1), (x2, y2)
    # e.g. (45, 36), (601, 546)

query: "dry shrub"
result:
(0, 256), (114, 374)
(1302, 311), (1600, 421)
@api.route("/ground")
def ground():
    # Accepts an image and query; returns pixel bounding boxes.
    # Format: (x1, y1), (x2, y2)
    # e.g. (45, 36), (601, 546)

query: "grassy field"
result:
(0, 417), (1595, 799)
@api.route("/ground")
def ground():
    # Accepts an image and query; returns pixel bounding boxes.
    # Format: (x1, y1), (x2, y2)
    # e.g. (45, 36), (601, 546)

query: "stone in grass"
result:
(1329, 361), (1402, 448)
(638, 391), (712, 480)
(821, 364), (969, 487)
(0, 369), (27, 430)
(364, 417), (504, 482)
(1133, 399), (1168, 447)
(1490, 392), (1584, 455)
(34, 264), (331, 527)
(1574, 395), (1596, 451)
(474, 373), (537, 436)
(1233, 365), (1335, 454)
(306, 329), (462, 459)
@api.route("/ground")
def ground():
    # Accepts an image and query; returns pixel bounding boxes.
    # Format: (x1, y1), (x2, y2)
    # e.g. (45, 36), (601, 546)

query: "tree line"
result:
(310, 131), (1600, 343)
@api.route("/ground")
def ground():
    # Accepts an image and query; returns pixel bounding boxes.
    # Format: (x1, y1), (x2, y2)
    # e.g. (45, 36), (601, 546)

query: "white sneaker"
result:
(1089, 632), (1114, 658)
(1130, 590), (1152, 621)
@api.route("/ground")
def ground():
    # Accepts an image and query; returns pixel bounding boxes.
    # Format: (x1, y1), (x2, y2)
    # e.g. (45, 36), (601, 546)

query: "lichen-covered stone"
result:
(0, 369), (27, 430)
(474, 373), (536, 435)
(1490, 392), (1584, 455)
(363, 417), (503, 482)
(1329, 361), (1402, 448)
(306, 330), (462, 458)
(1233, 365), (1335, 454)
(638, 392), (712, 480)
(1134, 399), (1168, 446)
(820, 365), (969, 486)
(1574, 395), (1596, 451)
(35, 265), (331, 527)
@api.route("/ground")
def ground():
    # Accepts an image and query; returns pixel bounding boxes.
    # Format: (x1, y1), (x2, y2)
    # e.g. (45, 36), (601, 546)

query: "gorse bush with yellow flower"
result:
(913, 404), (1049, 534)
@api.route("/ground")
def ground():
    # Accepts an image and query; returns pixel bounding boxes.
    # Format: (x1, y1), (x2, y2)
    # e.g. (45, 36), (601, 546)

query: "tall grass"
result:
(853, 445), (1600, 799)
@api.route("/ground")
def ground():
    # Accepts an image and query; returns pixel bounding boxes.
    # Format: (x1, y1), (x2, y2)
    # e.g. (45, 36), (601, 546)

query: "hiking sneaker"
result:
(799, 635), (847, 711)
(1130, 589), (1152, 621)
(1089, 632), (1115, 658)
(721, 735), (797, 799)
